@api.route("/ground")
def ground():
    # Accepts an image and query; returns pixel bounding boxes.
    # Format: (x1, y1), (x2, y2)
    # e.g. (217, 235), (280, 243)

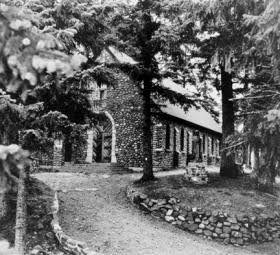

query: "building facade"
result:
(36, 47), (222, 170)
(48, 69), (221, 170)
(83, 69), (222, 170)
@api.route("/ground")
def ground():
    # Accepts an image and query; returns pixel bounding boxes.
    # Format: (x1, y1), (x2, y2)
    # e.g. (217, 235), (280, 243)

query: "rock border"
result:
(51, 191), (100, 255)
(127, 185), (280, 246)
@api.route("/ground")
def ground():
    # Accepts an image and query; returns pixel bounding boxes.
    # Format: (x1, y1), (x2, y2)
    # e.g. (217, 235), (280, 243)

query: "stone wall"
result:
(30, 127), (101, 166)
(18, 131), (54, 166)
(28, 145), (54, 167)
(38, 147), (54, 166)
(103, 70), (144, 167)
(152, 117), (221, 170)
(127, 185), (280, 246)
(152, 118), (188, 170)
(101, 70), (221, 169)
(71, 130), (88, 164)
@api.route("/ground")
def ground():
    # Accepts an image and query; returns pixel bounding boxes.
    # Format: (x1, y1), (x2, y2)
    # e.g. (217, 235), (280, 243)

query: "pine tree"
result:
(0, 96), (23, 144)
(106, 0), (217, 182)
(194, 0), (263, 178)
(230, 0), (280, 192)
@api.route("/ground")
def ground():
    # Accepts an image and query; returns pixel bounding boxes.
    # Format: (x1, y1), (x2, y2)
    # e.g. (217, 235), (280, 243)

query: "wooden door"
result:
(102, 122), (112, 162)
(95, 120), (112, 163)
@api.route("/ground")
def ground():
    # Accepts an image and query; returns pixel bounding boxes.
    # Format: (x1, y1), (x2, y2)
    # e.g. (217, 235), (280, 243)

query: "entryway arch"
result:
(86, 111), (116, 163)
(104, 111), (117, 163)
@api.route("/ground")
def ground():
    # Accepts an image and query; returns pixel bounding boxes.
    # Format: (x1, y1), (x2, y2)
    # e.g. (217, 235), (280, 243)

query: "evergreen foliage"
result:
(106, 0), (218, 181)
(0, 3), (87, 252)
(227, 0), (280, 191)
(187, 0), (265, 178)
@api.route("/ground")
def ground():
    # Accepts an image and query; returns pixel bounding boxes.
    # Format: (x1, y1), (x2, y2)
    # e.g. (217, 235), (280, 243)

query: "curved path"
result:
(35, 171), (279, 255)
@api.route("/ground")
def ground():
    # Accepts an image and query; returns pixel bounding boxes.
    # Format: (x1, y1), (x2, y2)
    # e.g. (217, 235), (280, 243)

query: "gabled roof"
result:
(96, 46), (137, 65)
(96, 46), (222, 134)
(160, 78), (221, 134)
(160, 103), (222, 134)
(162, 78), (198, 96)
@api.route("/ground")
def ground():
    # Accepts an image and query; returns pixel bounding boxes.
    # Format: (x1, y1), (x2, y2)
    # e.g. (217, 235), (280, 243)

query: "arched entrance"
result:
(96, 123), (111, 162)
(88, 111), (116, 163)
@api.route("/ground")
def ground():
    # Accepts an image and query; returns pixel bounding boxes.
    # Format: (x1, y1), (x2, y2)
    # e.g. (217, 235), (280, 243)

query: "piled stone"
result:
(184, 163), (209, 185)
(127, 185), (280, 247)
(50, 192), (101, 255)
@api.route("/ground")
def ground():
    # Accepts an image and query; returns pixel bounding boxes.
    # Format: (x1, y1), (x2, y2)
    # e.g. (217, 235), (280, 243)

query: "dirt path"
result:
(35, 171), (279, 255)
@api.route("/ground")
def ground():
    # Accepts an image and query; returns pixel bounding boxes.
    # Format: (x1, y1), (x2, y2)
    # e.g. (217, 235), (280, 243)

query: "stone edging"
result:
(126, 185), (280, 246)
(51, 191), (100, 255)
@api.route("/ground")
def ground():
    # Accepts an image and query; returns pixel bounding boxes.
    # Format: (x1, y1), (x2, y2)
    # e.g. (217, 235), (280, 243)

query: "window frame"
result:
(165, 124), (171, 150)
(154, 123), (164, 151)
(217, 140), (220, 157)
(202, 134), (206, 154)
(211, 137), (214, 156)
(180, 127), (185, 152)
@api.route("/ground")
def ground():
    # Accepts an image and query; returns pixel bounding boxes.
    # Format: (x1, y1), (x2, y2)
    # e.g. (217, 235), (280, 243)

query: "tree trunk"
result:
(0, 192), (8, 219)
(0, 163), (11, 219)
(3, 130), (8, 145)
(220, 67), (238, 178)
(0, 191), (8, 219)
(15, 166), (27, 255)
(250, 146), (259, 184)
(251, 146), (259, 174)
(256, 146), (276, 194)
(139, 78), (155, 182)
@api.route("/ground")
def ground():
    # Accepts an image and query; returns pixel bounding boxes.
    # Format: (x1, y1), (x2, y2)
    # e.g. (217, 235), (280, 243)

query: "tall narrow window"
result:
(155, 124), (163, 149)
(203, 134), (206, 154)
(208, 137), (212, 155)
(211, 137), (214, 155)
(215, 140), (218, 156)
(100, 90), (105, 100)
(165, 124), (170, 150)
(189, 131), (193, 154)
(173, 128), (177, 151)
(187, 132), (190, 153)
(180, 128), (184, 151)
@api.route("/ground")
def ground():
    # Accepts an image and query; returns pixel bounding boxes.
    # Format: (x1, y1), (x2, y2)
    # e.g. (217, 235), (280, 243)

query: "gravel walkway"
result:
(35, 171), (280, 255)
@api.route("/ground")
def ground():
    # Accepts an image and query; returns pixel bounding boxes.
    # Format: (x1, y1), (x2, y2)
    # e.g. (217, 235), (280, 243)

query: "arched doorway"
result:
(93, 111), (116, 163)
(96, 124), (111, 162)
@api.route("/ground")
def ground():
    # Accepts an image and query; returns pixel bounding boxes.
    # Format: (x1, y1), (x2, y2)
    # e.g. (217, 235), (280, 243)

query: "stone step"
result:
(60, 168), (128, 172)
(60, 166), (126, 170)
(55, 163), (132, 174)
(63, 163), (123, 166)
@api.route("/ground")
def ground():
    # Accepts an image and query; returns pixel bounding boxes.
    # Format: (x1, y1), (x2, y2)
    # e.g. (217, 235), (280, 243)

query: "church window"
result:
(180, 128), (185, 151)
(203, 134), (206, 154)
(165, 124), (171, 150)
(155, 124), (163, 149)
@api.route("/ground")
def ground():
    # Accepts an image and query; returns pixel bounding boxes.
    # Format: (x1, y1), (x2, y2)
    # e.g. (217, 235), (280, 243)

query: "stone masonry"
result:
(127, 185), (280, 246)
(35, 68), (222, 170)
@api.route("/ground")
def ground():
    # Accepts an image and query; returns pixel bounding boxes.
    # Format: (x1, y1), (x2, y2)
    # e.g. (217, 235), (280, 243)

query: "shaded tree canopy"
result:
(100, 0), (219, 181)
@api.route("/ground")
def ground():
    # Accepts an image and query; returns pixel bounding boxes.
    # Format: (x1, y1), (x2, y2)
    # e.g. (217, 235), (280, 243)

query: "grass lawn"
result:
(136, 173), (280, 218)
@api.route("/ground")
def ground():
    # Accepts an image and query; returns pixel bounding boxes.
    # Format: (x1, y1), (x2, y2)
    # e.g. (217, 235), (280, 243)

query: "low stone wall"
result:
(51, 192), (100, 255)
(127, 185), (280, 246)
(185, 163), (208, 185)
